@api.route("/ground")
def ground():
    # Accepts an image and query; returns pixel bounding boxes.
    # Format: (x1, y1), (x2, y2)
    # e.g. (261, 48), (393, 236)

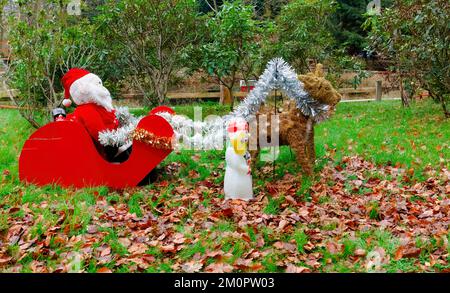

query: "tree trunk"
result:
(441, 101), (450, 118)
(428, 90), (449, 118)
(142, 74), (169, 107)
(19, 110), (41, 129)
(398, 75), (410, 107)
(229, 85), (235, 110)
(220, 82), (233, 105)
(156, 83), (167, 105)
(438, 94), (450, 118)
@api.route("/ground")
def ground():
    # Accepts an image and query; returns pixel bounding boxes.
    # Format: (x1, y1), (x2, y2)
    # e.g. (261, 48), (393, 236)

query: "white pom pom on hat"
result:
(62, 98), (72, 107)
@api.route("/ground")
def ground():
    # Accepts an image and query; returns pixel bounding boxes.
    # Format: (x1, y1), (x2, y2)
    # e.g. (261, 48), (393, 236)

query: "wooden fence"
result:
(0, 82), (387, 109)
(168, 85), (383, 103)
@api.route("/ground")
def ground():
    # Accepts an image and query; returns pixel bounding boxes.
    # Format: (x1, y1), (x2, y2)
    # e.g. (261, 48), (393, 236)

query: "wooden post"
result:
(220, 83), (232, 105)
(219, 83), (224, 104)
(376, 80), (382, 101)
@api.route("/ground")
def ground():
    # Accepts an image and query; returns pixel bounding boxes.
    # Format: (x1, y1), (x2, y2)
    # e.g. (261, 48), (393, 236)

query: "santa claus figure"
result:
(61, 68), (124, 161)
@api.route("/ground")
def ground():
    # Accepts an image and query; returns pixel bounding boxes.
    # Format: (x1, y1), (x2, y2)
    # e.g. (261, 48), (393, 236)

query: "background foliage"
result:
(271, 0), (336, 72)
(198, 0), (260, 106)
(3, 0), (99, 127)
(2, 0), (449, 126)
(96, 0), (201, 106)
(364, 0), (450, 116)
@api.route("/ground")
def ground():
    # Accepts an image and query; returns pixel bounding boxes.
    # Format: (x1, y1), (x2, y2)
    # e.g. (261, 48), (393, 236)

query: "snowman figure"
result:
(224, 118), (253, 201)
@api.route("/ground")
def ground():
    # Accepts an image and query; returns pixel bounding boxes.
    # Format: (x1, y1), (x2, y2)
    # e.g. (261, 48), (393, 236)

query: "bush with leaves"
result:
(364, 0), (450, 116)
(97, 0), (201, 107)
(269, 0), (336, 72)
(3, 0), (98, 128)
(199, 0), (261, 106)
(325, 49), (370, 89)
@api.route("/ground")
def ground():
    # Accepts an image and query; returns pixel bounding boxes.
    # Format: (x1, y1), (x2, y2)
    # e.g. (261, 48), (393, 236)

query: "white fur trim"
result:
(69, 73), (114, 112)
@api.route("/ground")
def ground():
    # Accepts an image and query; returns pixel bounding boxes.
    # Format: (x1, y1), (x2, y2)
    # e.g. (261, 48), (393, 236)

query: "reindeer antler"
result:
(314, 64), (324, 78)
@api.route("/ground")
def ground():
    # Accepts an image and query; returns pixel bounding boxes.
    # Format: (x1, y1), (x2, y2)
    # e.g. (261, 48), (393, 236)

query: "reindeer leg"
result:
(305, 118), (316, 167)
(287, 127), (313, 176)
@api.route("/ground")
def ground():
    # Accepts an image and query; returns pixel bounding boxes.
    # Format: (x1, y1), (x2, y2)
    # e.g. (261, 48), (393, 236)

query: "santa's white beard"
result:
(96, 94), (114, 112)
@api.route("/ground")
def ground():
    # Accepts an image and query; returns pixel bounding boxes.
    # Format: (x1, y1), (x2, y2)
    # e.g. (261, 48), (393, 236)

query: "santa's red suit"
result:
(61, 68), (120, 159)
(67, 103), (119, 142)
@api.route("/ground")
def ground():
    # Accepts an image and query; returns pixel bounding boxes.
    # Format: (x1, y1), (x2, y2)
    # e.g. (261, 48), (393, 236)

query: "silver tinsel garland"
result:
(98, 58), (330, 148)
(226, 57), (329, 123)
(98, 107), (142, 147)
(115, 106), (139, 126)
(155, 112), (225, 150)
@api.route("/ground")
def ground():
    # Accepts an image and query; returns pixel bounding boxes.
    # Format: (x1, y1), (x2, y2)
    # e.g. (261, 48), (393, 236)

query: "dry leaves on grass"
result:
(1, 156), (448, 272)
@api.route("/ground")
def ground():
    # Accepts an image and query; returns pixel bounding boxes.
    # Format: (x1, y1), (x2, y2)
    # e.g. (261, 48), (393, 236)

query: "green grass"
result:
(0, 99), (449, 273)
(293, 229), (308, 254)
(131, 101), (231, 119)
(1, 100), (448, 180)
(315, 100), (449, 174)
(264, 196), (283, 215)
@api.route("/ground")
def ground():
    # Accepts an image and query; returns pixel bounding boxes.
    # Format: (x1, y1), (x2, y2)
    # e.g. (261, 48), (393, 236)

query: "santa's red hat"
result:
(61, 68), (90, 107)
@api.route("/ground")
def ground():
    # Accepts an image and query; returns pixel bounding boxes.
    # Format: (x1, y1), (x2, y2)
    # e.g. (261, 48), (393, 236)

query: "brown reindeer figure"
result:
(250, 64), (341, 175)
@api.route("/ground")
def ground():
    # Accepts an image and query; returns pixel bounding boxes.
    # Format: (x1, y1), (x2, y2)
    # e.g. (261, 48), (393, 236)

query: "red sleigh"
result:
(19, 106), (175, 189)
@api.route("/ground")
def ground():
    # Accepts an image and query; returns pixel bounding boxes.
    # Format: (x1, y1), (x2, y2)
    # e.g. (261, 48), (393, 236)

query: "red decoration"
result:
(149, 106), (175, 115)
(19, 110), (175, 189)
(239, 79), (256, 92)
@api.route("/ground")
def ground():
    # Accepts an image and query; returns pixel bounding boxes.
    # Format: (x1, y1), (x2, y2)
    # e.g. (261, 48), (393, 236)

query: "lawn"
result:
(0, 100), (449, 272)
